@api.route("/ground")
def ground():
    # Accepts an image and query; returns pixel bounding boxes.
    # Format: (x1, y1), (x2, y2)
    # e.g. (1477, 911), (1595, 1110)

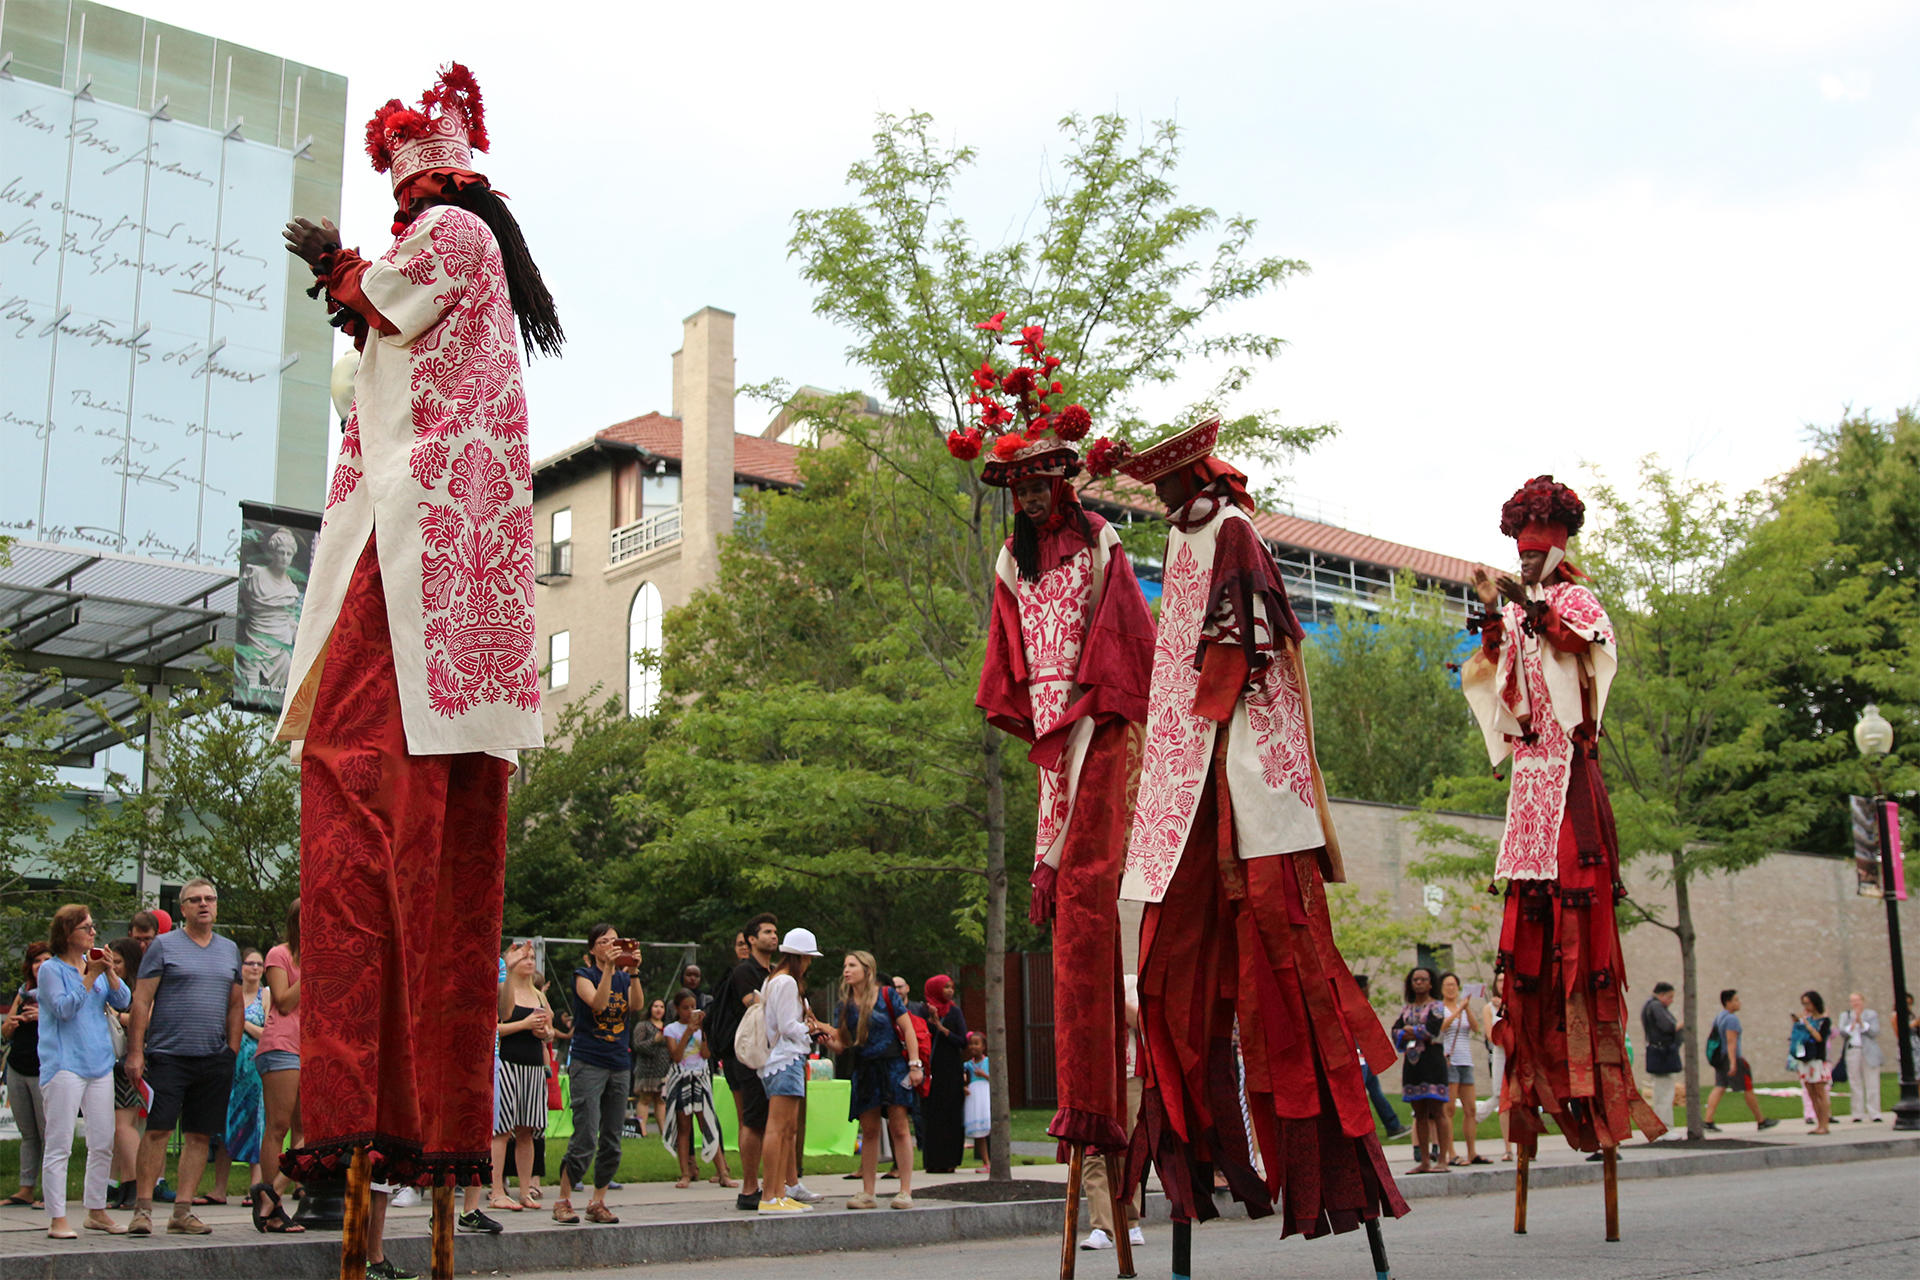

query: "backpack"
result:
(881, 989), (935, 1096)
(733, 977), (772, 1070)
(1705, 1015), (1728, 1071)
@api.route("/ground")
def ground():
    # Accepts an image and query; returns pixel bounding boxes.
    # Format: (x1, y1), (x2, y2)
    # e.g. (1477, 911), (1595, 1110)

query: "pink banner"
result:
(1888, 802), (1907, 902)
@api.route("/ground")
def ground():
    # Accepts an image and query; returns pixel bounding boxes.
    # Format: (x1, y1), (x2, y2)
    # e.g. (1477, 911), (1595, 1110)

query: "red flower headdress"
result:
(949, 310), (1096, 487)
(364, 62), (490, 193)
(1499, 474), (1585, 551)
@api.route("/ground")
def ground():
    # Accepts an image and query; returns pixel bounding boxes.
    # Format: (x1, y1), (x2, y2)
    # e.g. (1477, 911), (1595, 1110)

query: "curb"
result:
(9, 1138), (1913, 1279)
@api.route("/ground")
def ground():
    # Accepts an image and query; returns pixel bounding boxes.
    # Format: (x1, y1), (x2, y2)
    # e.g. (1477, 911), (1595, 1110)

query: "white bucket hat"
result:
(779, 927), (823, 957)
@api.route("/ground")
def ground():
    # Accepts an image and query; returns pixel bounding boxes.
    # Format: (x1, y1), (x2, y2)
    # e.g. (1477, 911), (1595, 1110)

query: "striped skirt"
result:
(494, 1061), (548, 1135)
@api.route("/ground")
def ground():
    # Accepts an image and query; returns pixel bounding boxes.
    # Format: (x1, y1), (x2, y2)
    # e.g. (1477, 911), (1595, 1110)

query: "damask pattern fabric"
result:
(277, 204), (541, 759)
(287, 538), (511, 1187)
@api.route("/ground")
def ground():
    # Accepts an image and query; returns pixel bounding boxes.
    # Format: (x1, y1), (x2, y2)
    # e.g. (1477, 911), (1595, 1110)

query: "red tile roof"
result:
(1082, 475), (1478, 586)
(595, 412), (806, 487)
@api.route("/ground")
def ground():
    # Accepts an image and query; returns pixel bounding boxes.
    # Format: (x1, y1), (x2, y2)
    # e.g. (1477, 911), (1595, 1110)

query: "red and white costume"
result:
(277, 65), (537, 1187)
(1462, 480), (1663, 1155)
(1111, 421), (1406, 1241)
(976, 455), (1153, 1153)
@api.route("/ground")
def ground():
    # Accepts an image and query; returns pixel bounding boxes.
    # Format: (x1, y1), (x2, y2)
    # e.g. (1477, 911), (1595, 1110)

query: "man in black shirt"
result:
(708, 914), (778, 1210)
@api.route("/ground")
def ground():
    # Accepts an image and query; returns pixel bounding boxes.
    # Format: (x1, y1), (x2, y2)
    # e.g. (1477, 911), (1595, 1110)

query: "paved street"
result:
(490, 1159), (1920, 1280)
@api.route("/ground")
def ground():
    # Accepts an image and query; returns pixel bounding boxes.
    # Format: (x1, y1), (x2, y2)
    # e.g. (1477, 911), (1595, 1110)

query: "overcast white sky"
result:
(139, 0), (1920, 565)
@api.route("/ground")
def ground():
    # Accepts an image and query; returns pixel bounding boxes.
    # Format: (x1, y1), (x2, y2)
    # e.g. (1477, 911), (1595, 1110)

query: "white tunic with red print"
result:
(1459, 579), (1615, 879)
(1119, 501), (1329, 903)
(276, 205), (541, 757)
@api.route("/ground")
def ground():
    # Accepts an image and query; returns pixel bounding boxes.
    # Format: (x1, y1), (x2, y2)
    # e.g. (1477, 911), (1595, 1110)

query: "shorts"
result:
(1446, 1062), (1475, 1086)
(723, 1057), (770, 1132)
(144, 1050), (236, 1135)
(256, 1050), (300, 1075)
(114, 1063), (139, 1111)
(1714, 1057), (1752, 1090)
(761, 1058), (806, 1099)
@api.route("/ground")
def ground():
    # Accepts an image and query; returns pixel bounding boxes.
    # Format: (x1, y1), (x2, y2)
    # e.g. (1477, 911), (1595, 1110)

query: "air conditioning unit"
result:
(534, 540), (573, 584)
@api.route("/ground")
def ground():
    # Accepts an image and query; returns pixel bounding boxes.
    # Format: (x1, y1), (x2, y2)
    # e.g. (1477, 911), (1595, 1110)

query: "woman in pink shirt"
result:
(251, 900), (304, 1233)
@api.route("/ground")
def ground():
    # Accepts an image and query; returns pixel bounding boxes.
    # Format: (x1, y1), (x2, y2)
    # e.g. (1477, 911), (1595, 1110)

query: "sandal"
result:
(191, 1195), (229, 1206)
(1447, 1158), (1471, 1167)
(1470, 1156), (1492, 1165)
(4, 1192), (35, 1206)
(251, 1184), (306, 1234)
(488, 1195), (522, 1211)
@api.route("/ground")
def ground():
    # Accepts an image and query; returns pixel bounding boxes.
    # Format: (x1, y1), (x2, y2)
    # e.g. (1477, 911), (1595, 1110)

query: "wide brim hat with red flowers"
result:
(947, 310), (1096, 485)
(1116, 416), (1222, 483)
(364, 63), (490, 193)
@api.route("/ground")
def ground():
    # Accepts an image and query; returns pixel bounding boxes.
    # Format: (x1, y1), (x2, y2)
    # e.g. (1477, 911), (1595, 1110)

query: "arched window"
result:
(628, 582), (664, 717)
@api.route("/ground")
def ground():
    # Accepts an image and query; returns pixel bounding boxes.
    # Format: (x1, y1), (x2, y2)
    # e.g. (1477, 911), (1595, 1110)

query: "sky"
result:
(136, 0), (1920, 566)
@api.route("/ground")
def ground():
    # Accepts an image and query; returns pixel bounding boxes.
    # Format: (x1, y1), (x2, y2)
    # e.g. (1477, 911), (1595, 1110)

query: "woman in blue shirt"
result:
(822, 951), (921, 1211)
(37, 904), (132, 1238)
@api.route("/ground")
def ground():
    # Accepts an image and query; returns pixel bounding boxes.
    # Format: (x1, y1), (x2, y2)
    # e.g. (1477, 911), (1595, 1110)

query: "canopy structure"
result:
(0, 541), (236, 767)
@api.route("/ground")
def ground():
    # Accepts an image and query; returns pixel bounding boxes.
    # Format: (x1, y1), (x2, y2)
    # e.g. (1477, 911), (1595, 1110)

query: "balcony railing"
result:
(609, 505), (683, 567)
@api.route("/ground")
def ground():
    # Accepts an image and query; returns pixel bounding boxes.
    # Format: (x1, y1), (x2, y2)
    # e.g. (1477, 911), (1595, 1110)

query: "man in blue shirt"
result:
(124, 878), (242, 1236)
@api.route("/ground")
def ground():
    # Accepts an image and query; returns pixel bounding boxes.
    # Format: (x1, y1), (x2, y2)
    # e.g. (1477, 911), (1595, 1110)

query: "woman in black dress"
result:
(1392, 966), (1449, 1174)
(919, 974), (970, 1173)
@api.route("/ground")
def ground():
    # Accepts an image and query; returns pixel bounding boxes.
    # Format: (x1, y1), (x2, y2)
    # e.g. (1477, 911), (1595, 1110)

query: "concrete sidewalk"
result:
(2, 1121), (1912, 1279)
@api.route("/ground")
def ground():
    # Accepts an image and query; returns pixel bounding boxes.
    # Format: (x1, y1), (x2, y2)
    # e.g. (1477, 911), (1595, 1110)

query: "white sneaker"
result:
(1080, 1228), (1114, 1250)
(1128, 1226), (1145, 1246)
(757, 1197), (810, 1214)
(388, 1187), (420, 1208)
(787, 1182), (821, 1204)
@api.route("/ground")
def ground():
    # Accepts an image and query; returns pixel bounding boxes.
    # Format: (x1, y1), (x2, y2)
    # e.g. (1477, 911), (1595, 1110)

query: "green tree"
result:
(1585, 460), (1917, 1137)
(64, 658), (300, 951)
(0, 538), (87, 928)
(753, 109), (1329, 1179)
(1302, 578), (1482, 806)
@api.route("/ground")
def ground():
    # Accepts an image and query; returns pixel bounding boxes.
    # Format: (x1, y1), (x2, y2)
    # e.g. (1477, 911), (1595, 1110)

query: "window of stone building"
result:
(613, 461), (642, 528)
(552, 507), (572, 547)
(642, 470), (681, 514)
(549, 630), (570, 690)
(628, 583), (663, 716)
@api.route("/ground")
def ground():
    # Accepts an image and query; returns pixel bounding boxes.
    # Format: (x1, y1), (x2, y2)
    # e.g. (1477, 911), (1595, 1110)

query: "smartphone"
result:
(87, 947), (107, 962)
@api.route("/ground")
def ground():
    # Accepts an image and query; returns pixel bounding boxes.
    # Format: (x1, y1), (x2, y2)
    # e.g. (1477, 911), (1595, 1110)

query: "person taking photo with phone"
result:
(554, 925), (640, 1225)
(37, 905), (132, 1238)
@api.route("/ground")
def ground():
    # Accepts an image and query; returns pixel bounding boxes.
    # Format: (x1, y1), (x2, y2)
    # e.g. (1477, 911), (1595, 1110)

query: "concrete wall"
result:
(1326, 797), (1920, 1090)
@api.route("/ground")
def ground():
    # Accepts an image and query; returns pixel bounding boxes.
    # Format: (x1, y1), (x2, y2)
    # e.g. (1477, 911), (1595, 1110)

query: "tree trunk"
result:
(1674, 853), (1703, 1138)
(981, 716), (1013, 1180)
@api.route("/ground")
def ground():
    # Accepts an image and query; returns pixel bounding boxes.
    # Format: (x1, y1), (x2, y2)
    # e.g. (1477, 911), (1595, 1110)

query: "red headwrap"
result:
(924, 974), (955, 1021)
(1515, 520), (1568, 554)
(1185, 456), (1254, 512)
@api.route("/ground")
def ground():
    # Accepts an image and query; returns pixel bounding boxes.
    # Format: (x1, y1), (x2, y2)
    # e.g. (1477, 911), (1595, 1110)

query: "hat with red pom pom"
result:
(950, 309), (1096, 487)
(364, 62), (491, 192)
(1498, 475), (1585, 552)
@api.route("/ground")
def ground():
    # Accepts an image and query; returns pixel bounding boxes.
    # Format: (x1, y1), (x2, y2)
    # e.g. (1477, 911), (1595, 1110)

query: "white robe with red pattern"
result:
(276, 205), (541, 758)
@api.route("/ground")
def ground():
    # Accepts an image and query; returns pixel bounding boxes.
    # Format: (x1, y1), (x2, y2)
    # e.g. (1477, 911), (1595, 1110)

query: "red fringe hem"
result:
(284, 1134), (491, 1188)
(1048, 1106), (1129, 1158)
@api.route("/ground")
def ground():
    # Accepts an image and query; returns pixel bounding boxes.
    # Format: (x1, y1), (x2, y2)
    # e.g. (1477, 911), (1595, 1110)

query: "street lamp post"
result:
(1854, 704), (1920, 1131)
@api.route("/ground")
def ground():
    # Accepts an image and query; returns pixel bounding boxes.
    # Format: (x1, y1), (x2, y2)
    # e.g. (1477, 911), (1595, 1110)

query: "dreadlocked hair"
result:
(1010, 491), (1095, 583)
(419, 178), (564, 360)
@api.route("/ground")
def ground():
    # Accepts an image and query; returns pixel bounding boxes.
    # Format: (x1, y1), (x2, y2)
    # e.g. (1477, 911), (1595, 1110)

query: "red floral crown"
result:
(946, 310), (1094, 483)
(1498, 475), (1585, 540)
(364, 62), (490, 192)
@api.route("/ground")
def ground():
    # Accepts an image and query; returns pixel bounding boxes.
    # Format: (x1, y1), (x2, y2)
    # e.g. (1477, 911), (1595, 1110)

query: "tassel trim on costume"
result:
(1048, 1106), (1129, 1156)
(285, 1134), (492, 1188)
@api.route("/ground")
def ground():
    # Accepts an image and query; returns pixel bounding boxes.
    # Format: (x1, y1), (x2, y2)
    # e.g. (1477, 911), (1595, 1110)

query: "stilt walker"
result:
(277, 62), (563, 1280)
(1088, 420), (1408, 1279)
(964, 314), (1155, 1280)
(1460, 476), (1665, 1241)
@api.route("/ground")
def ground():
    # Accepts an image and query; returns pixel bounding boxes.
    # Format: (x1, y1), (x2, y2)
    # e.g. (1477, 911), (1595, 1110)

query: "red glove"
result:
(1029, 861), (1059, 925)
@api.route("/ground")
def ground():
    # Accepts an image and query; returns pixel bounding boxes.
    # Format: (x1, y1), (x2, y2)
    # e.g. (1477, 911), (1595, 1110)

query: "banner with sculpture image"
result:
(232, 501), (320, 713)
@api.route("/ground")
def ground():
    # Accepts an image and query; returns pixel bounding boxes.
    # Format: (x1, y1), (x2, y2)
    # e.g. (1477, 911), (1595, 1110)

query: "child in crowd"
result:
(962, 1032), (991, 1168)
(662, 988), (731, 1189)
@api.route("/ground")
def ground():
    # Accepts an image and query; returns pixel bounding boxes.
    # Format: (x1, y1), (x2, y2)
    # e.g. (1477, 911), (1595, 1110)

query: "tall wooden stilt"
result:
(429, 1184), (456, 1280)
(1365, 1217), (1392, 1280)
(339, 1146), (372, 1280)
(1602, 1148), (1619, 1242)
(1512, 1153), (1530, 1235)
(1060, 1145), (1085, 1280)
(1171, 1217), (1192, 1280)
(1104, 1152), (1135, 1279)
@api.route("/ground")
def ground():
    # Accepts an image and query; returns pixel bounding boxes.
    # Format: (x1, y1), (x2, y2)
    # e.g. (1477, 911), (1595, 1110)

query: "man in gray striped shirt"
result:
(125, 877), (242, 1236)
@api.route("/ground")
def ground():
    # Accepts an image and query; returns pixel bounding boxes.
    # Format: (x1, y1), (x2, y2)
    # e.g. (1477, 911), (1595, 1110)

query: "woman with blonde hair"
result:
(491, 942), (554, 1210)
(37, 903), (131, 1238)
(821, 951), (920, 1211)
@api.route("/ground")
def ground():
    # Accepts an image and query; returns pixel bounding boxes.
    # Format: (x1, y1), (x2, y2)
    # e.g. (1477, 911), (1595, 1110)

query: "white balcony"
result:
(609, 505), (682, 567)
